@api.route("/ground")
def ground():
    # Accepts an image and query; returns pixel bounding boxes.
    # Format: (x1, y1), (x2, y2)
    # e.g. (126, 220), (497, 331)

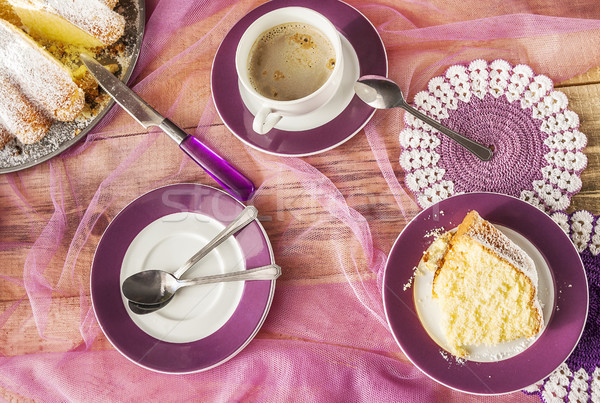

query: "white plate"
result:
(120, 212), (246, 343)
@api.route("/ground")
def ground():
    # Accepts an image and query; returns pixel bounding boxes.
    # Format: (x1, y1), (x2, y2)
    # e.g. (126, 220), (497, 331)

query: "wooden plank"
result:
(559, 82), (600, 213)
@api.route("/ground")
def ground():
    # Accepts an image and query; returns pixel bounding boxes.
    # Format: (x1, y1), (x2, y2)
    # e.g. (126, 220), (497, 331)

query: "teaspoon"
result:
(354, 75), (493, 161)
(123, 264), (281, 305)
(125, 205), (258, 314)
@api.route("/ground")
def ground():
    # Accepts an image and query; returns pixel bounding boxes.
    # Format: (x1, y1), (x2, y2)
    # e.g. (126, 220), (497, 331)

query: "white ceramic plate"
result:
(120, 212), (246, 343)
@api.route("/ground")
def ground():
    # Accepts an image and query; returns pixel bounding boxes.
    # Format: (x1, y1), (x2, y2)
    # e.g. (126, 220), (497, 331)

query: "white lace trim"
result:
(591, 367), (600, 402)
(525, 212), (597, 401)
(399, 59), (587, 212)
(542, 364), (572, 402)
(550, 210), (600, 255)
(531, 365), (600, 403)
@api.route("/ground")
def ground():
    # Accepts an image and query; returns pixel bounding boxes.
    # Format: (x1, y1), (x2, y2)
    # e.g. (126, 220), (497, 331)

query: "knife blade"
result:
(80, 54), (255, 201)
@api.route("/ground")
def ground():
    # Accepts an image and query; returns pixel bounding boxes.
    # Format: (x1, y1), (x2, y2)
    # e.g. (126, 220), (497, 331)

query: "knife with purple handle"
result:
(80, 54), (255, 201)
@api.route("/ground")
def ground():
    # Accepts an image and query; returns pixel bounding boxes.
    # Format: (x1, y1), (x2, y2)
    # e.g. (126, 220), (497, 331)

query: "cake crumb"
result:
(425, 227), (446, 238)
(439, 350), (467, 366)
(403, 266), (419, 291)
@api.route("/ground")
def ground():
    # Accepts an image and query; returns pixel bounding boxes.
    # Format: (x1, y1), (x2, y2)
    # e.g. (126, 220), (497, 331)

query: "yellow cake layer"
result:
(0, 18), (85, 122)
(5, 0), (125, 48)
(430, 211), (543, 357)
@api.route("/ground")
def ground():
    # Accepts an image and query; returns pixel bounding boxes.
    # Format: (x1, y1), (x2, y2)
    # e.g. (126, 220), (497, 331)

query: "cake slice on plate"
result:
(430, 210), (544, 357)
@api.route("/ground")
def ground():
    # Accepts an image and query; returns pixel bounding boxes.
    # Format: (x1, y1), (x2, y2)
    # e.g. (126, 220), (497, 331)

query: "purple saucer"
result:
(383, 192), (588, 394)
(91, 184), (275, 373)
(211, 0), (387, 156)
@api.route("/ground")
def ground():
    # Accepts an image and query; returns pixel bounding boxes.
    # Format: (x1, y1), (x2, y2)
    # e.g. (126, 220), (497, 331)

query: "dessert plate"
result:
(211, 0), (387, 156)
(91, 184), (276, 373)
(0, 0), (145, 174)
(382, 192), (588, 395)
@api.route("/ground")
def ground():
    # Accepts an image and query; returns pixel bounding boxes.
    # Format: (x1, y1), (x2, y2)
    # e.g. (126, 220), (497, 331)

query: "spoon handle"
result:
(399, 100), (493, 161)
(172, 205), (258, 279)
(178, 264), (282, 287)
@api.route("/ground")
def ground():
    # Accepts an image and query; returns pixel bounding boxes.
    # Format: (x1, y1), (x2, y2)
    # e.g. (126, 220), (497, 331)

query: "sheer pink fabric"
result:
(1, 0), (600, 400)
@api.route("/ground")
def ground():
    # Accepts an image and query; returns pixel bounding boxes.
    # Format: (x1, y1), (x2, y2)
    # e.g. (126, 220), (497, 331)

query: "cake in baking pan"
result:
(0, 0), (127, 148)
(0, 125), (13, 149)
(0, 19), (85, 121)
(426, 210), (544, 357)
(2, 0), (125, 48)
(0, 70), (52, 144)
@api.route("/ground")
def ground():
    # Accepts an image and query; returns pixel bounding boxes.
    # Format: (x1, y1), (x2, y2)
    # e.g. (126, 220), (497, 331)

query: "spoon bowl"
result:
(354, 76), (404, 109)
(354, 75), (493, 161)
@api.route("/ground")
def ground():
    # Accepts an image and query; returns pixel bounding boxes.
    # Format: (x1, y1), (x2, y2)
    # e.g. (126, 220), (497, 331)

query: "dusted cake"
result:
(0, 19), (85, 121)
(428, 211), (543, 357)
(0, 70), (51, 144)
(0, 0), (126, 148)
(3, 0), (125, 48)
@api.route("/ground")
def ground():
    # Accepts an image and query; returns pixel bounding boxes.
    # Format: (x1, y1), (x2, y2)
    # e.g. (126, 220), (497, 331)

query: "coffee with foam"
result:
(247, 22), (336, 101)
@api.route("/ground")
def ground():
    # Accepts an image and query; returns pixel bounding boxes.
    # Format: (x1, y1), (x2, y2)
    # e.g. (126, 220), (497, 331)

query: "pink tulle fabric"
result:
(1, 0), (600, 401)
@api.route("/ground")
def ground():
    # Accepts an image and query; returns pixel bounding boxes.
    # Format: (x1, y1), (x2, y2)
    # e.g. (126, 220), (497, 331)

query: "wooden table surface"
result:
(0, 1), (599, 400)
(556, 66), (600, 213)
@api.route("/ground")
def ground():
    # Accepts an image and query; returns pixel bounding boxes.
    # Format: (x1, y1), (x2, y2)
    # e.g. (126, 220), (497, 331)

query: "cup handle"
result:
(253, 107), (282, 134)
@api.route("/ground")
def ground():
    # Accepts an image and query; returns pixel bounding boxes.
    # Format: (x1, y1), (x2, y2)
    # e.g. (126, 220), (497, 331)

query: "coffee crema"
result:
(247, 22), (336, 101)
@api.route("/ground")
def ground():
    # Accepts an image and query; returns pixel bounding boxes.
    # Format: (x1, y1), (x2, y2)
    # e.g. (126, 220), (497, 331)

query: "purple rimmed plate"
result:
(91, 184), (275, 373)
(211, 0), (387, 156)
(382, 192), (588, 394)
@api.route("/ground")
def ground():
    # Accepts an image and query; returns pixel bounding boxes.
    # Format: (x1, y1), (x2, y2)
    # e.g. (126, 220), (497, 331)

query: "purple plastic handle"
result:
(179, 135), (255, 201)
(159, 119), (255, 201)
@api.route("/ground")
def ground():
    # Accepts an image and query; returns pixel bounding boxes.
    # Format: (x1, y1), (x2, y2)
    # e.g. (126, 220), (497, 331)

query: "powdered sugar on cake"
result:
(0, 19), (84, 121)
(463, 215), (544, 329)
(26, 0), (125, 45)
(0, 0), (139, 171)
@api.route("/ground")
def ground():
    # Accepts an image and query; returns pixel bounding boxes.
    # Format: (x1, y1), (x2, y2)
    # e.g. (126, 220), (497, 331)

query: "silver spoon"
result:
(354, 75), (493, 161)
(122, 264), (281, 305)
(125, 205), (258, 314)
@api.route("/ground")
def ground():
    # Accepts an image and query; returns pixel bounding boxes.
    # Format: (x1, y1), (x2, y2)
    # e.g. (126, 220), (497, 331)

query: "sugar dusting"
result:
(0, 70), (51, 144)
(0, 0), (139, 171)
(0, 19), (85, 122)
(17, 0), (126, 46)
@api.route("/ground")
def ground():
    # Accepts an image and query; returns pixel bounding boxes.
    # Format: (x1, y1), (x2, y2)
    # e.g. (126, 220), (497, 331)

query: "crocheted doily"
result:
(399, 59), (588, 213)
(523, 210), (600, 402)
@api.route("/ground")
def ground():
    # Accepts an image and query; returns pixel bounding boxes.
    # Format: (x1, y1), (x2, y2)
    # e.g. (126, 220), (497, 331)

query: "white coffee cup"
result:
(235, 7), (344, 135)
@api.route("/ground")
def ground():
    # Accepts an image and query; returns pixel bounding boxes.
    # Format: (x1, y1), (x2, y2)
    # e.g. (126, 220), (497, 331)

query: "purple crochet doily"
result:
(399, 59), (587, 213)
(523, 211), (600, 402)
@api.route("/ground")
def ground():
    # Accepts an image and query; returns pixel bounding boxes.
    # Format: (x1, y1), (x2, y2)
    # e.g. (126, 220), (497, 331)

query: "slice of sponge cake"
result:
(430, 211), (543, 357)
(4, 0), (125, 48)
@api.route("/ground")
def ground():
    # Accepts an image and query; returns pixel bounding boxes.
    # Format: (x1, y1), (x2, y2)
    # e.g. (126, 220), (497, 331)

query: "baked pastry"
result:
(0, 18), (85, 122)
(0, 70), (51, 144)
(3, 0), (125, 48)
(427, 210), (543, 357)
(0, 124), (13, 149)
(103, 0), (119, 9)
(0, 0), (126, 150)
